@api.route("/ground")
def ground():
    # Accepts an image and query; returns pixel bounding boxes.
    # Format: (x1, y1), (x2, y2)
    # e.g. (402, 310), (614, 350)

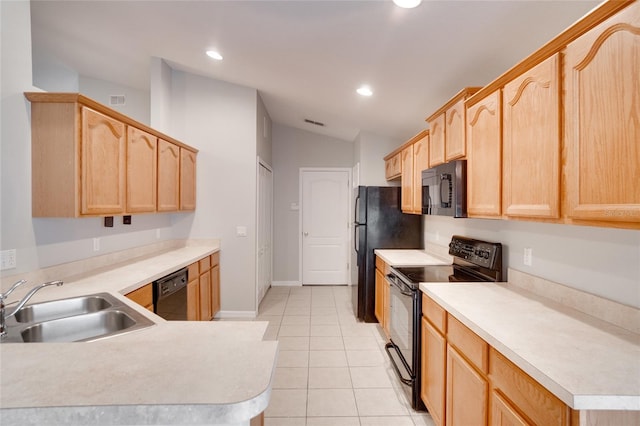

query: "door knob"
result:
(303, 232), (309, 236)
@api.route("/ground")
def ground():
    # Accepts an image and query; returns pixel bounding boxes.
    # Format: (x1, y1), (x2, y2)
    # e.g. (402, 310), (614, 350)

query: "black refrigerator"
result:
(353, 186), (423, 322)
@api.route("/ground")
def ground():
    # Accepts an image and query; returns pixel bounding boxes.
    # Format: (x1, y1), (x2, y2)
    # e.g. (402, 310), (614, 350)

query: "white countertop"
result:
(0, 243), (278, 426)
(374, 249), (452, 267)
(419, 282), (640, 411)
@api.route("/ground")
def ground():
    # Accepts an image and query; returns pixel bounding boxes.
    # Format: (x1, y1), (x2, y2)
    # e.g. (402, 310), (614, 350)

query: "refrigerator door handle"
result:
(354, 193), (361, 226)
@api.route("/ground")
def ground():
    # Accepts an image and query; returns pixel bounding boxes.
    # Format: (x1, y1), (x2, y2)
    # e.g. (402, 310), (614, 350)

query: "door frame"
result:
(298, 167), (352, 286)
(255, 157), (273, 311)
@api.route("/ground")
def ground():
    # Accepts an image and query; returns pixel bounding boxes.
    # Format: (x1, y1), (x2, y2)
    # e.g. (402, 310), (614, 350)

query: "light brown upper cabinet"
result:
(398, 130), (429, 215)
(412, 133), (429, 214)
(384, 152), (402, 180)
(26, 92), (198, 217)
(428, 113), (446, 168)
(563, 1), (640, 227)
(466, 90), (502, 218)
(503, 54), (561, 220)
(81, 107), (126, 216)
(180, 148), (197, 211)
(127, 127), (157, 213)
(157, 139), (181, 212)
(427, 87), (481, 168)
(401, 144), (414, 213)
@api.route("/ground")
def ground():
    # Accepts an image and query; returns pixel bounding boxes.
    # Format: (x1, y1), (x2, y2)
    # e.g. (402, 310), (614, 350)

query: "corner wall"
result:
(167, 70), (259, 313)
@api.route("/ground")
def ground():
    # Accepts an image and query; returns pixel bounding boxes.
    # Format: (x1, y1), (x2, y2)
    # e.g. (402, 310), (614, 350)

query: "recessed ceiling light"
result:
(393, 0), (422, 8)
(357, 86), (373, 97)
(206, 50), (223, 60)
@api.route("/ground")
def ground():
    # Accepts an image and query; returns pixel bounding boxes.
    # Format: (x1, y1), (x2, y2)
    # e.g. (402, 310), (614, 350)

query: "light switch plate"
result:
(0, 249), (16, 270)
(236, 226), (247, 237)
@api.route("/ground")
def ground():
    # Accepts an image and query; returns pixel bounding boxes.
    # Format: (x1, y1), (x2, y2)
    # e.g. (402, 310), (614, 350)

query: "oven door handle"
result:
(384, 342), (413, 387)
(387, 274), (415, 297)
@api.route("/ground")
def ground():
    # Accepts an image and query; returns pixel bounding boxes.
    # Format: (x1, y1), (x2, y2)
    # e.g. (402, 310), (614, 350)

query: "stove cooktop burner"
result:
(394, 266), (454, 284)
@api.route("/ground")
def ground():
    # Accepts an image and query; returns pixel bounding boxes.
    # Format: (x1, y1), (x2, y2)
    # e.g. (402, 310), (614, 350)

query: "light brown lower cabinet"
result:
(421, 317), (446, 426)
(186, 252), (221, 321)
(490, 348), (571, 426)
(125, 283), (154, 312)
(374, 256), (390, 337)
(211, 262), (220, 316)
(421, 293), (576, 426)
(446, 344), (489, 426)
(374, 269), (385, 325)
(187, 261), (200, 321)
(490, 390), (529, 426)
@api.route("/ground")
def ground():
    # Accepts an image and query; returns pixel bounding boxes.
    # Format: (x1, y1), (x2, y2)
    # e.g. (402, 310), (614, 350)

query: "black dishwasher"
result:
(153, 267), (188, 320)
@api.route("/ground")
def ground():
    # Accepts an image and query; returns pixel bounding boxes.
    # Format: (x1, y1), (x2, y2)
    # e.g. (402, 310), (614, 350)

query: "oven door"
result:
(385, 273), (417, 384)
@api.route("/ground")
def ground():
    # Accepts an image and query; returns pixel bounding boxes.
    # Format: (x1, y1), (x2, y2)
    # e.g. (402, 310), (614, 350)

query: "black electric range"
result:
(384, 235), (502, 411)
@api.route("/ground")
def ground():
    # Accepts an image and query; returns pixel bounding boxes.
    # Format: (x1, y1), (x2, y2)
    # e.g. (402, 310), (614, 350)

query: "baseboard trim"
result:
(271, 281), (301, 287)
(215, 310), (257, 319)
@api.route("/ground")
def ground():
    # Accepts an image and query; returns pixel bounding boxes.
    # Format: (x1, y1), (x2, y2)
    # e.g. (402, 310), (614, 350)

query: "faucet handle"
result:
(0, 280), (27, 301)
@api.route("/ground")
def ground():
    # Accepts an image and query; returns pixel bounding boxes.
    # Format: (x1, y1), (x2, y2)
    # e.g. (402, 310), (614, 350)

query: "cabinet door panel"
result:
(180, 148), (197, 211)
(429, 114), (446, 167)
(490, 348), (568, 426)
(413, 135), (429, 214)
(503, 54), (561, 219)
(211, 264), (220, 317)
(187, 278), (200, 321)
(466, 91), (502, 218)
(445, 99), (467, 161)
(564, 2), (640, 223)
(375, 268), (385, 324)
(81, 107), (126, 215)
(199, 269), (213, 321)
(125, 283), (153, 310)
(401, 145), (414, 213)
(490, 390), (531, 426)
(421, 318), (446, 426)
(446, 345), (488, 426)
(157, 139), (180, 212)
(127, 127), (157, 213)
(385, 153), (402, 180)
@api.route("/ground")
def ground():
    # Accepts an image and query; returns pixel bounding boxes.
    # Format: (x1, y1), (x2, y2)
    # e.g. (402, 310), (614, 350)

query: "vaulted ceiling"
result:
(30, 0), (599, 142)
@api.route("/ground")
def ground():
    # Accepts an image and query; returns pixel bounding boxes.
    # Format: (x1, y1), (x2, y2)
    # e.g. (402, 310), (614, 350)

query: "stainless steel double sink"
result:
(2, 293), (155, 343)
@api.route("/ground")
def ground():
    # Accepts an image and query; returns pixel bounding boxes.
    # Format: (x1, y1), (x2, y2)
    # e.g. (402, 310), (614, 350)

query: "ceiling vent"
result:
(109, 95), (126, 106)
(304, 118), (325, 127)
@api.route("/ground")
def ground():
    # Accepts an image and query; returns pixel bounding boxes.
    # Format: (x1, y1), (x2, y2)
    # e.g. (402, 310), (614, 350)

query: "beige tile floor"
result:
(256, 285), (435, 426)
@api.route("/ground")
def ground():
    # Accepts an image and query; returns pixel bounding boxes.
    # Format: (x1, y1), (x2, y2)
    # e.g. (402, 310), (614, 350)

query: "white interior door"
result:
(301, 169), (350, 285)
(257, 161), (273, 305)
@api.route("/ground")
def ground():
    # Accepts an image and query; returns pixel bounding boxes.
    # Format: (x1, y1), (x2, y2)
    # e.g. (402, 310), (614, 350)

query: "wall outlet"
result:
(1, 249), (17, 270)
(523, 247), (533, 266)
(93, 238), (100, 252)
(156, 228), (161, 239)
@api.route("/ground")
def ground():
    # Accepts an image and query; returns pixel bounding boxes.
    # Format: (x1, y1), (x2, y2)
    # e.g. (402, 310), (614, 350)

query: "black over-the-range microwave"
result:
(421, 159), (467, 218)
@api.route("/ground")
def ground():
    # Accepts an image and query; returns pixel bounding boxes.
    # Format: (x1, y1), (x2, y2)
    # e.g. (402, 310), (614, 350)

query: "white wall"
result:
(78, 76), (150, 125)
(31, 48), (79, 92)
(167, 70), (259, 313)
(423, 216), (640, 308)
(0, 3), (174, 283)
(272, 124), (354, 282)
(355, 131), (402, 187)
(149, 57), (172, 135)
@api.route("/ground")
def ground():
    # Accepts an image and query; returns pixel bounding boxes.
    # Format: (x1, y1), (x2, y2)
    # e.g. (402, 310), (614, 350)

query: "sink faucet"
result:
(0, 280), (64, 338)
